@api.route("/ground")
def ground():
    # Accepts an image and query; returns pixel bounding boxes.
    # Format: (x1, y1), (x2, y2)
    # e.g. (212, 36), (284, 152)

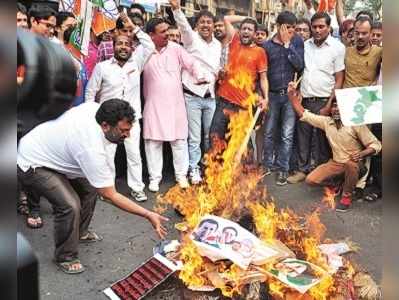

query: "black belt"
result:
(303, 97), (329, 101)
(183, 87), (212, 98)
(270, 89), (288, 96)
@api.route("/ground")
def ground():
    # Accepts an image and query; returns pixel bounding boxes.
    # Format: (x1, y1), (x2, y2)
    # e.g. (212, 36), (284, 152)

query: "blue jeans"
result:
(263, 93), (296, 172)
(184, 93), (216, 170)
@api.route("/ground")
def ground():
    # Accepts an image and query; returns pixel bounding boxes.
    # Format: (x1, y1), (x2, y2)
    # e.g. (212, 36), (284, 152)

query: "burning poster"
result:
(266, 258), (330, 294)
(190, 215), (293, 270)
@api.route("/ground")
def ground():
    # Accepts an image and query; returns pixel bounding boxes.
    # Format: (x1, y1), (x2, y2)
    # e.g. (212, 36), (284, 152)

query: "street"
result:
(18, 171), (382, 300)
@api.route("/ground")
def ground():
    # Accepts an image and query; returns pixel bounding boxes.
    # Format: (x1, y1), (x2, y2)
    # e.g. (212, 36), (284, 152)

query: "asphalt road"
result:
(18, 170), (382, 300)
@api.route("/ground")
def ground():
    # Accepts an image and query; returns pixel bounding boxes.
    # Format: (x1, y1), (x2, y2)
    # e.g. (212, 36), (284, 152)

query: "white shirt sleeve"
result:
(74, 148), (115, 188)
(304, 6), (316, 20)
(334, 43), (346, 73)
(85, 64), (103, 102)
(134, 29), (156, 72)
(173, 9), (195, 47)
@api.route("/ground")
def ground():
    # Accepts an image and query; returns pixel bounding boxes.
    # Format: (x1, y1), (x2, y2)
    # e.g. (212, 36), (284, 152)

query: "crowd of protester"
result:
(17, 0), (382, 273)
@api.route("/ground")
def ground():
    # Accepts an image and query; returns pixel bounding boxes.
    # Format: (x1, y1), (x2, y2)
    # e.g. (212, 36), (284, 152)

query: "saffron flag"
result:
(335, 85), (382, 126)
(92, 9), (116, 36)
(317, 0), (336, 13)
(68, 0), (93, 56)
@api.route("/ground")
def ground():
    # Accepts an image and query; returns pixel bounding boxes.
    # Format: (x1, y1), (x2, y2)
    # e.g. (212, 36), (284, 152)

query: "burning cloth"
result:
(190, 215), (293, 270)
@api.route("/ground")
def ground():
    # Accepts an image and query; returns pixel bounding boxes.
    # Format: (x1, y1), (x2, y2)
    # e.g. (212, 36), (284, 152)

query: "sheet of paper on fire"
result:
(103, 254), (180, 300)
(190, 215), (293, 270)
(265, 258), (330, 294)
(335, 85), (382, 126)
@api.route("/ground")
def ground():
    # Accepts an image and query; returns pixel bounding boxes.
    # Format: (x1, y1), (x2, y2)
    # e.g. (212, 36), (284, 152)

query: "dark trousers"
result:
(369, 123), (382, 195)
(297, 98), (332, 173)
(18, 167), (97, 262)
(209, 97), (241, 148)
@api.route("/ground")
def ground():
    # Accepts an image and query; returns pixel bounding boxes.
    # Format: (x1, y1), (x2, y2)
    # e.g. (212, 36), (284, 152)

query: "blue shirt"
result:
(262, 34), (304, 91)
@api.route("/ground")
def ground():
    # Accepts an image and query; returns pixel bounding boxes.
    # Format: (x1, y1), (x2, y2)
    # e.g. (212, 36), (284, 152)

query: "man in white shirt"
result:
(169, 0), (222, 184)
(287, 12), (345, 184)
(86, 17), (155, 202)
(17, 100), (168, 274)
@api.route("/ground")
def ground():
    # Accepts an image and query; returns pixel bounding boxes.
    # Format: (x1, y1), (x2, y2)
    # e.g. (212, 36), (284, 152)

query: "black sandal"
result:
(26, 212), (43, 229)
(364, 192), (380, 202)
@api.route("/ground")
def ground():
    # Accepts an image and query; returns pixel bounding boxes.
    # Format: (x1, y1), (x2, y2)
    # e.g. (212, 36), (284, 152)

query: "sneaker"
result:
(177, 177), (190, 189)
(287, 171), (306, 184)
(335, 202), (352, 212)
(130, 190), (148, 202)
(336, 195), (352, 212)
(189, 168), (202, 185)
(148, 181), (160, 193)
(276, 171), (288, 186)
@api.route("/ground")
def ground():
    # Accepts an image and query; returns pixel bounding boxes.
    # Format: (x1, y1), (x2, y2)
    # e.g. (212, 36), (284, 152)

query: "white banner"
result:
(335, 85), (382, 126)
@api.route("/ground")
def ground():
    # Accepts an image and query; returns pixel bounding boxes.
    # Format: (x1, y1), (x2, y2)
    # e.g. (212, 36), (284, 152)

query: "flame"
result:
(155, 67), (358, 299)
(322, 187), (336, 209)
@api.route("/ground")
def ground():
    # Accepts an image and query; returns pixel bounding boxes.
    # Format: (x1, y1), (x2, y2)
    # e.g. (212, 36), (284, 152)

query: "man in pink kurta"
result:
(143, 18), (208, 192)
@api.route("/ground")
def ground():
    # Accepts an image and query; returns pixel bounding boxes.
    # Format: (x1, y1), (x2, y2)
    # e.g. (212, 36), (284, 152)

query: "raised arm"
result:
(134, 28), (156, 71)
(287, 81), (305, 118)
(224, 15), (247, 44)
(336, 0), (345, 27)
(169, 0), (195, 46)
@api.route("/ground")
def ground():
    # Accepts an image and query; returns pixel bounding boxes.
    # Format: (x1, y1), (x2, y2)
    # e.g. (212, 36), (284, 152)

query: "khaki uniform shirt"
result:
(343, 45), (382, 88)
(300, 110), (382, 163)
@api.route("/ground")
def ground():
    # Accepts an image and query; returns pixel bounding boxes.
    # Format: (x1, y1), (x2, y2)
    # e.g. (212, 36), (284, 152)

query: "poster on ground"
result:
(190, 215), (293, 270)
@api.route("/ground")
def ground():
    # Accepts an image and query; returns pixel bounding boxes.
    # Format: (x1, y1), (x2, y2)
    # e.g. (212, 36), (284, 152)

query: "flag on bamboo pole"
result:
(335, 86), (382, 126)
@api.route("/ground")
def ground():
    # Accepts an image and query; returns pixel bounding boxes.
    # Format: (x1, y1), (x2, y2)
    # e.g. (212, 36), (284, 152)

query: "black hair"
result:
(222, 226), (238, 235)
(257, 24), (269, 35)
(372, 21), (382, 30)
(130, 3), (146, 16)
(96, 99), (135, 127)
(56, 11), (75, 27)
(17, 2), (27, 14)
(311, 11), (331, 26)
(28, 3), (56, 21)
(297, 17), (311, 30)
(276, 10), (297, 26)
(63, 25), (75, 44)
(146, 17), (167, 34)
(240, 18), (258, 32)
(195, 10), (216, 25)
(116, 16), (124, 30)
(129, 13), (144, 27)
(198, 218), (219, 230)
(354, 16), (372, 28)
(356, 10), (374, 22)
(215, 15), (224, 23)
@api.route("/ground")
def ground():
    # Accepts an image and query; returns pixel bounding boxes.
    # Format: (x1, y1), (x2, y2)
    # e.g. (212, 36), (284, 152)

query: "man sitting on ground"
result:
(287, 82), (381, 212)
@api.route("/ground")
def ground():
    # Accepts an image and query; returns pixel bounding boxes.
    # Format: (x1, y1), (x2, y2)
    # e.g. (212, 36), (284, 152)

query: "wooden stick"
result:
(294, 75), (303, 88)
(233, 107), (262, 168)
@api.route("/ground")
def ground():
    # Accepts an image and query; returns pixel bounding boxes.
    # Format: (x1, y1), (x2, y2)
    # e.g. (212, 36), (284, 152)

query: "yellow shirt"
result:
(300, 110), (382, 163)
(343, 45), (382, 88)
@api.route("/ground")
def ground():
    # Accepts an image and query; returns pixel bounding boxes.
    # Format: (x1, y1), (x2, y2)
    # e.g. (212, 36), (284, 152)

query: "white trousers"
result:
(144, 139), (189, 184)
(105, 121), (145, 192)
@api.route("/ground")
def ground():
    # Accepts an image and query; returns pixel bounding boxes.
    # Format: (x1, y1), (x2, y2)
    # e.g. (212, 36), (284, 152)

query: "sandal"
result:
(56, 259), (85, 274)
(17, 197), (29, 215)
(364, 192), (380, 202)
(26, 213), (43, 229)
(79, 231), (103, 243)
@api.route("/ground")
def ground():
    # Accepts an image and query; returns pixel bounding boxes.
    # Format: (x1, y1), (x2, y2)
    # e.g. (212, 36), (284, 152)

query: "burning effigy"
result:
(151, 74), (381, 300)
